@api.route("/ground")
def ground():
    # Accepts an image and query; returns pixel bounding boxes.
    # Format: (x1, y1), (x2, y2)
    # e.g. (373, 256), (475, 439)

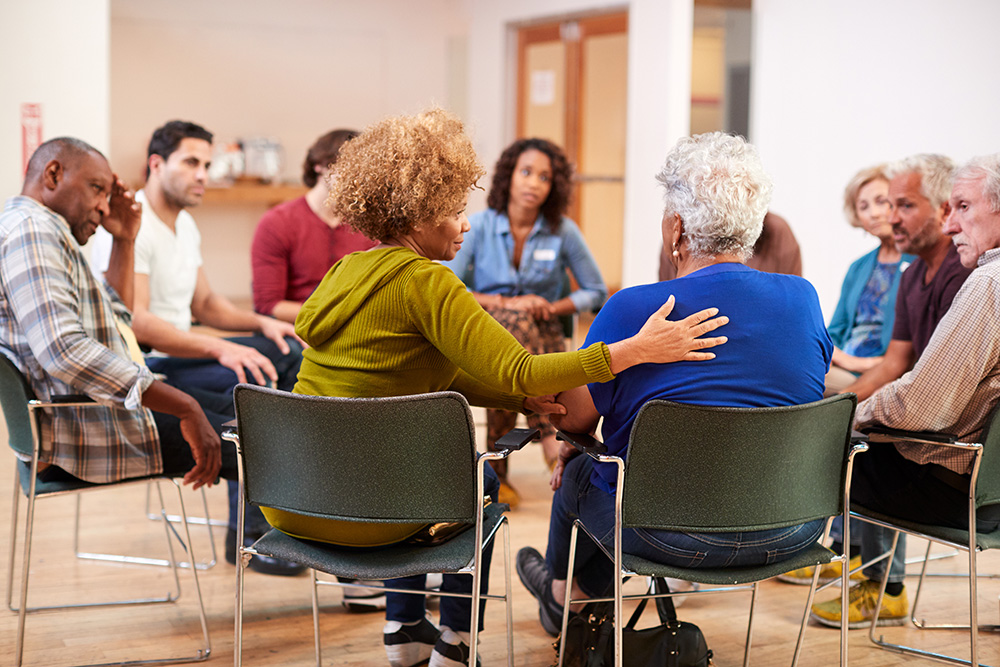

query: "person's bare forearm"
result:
(131, 310), (228, 359)
(192, 292), (261, 331)
(269, 300), (303, 324)
(842, 343), (912, 401)
(140, 379), (201, 419)
(103, 238), (136, 309)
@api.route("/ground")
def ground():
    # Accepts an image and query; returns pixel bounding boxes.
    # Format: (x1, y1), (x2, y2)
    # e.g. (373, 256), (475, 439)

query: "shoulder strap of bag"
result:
(653, 576), (680, 625)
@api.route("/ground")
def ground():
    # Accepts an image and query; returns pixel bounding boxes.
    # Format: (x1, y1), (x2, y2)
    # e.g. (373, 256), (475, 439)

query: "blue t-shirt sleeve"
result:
(582, 289), (643, 417)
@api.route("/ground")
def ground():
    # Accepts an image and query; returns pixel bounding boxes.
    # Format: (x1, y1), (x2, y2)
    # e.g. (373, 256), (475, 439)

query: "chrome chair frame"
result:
(2, 358), (210, 666)
(140, 482), (222, 570)
(555, 397), (865, 667)
(224, 387), (527, 667)
(851, 417), (1000, 667)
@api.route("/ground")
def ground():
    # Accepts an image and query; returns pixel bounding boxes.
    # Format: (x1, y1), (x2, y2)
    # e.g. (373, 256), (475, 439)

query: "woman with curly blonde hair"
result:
(286, 108), (727, 667)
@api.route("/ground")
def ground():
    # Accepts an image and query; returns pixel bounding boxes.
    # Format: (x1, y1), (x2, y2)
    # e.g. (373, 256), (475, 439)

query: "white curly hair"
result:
(954, 154), (1000, 214)
(655, 132), (773, 261)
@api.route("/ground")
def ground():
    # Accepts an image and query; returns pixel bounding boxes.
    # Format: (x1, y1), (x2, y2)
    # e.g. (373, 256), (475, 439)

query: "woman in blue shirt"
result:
(515, 132), (833, 636)
(444, 138), (607, 505)
(825, 166), (913, 394)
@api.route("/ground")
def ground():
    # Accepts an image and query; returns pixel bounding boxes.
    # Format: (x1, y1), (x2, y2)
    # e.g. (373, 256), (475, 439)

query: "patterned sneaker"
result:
(342, 578), (387, 612)
(810, 580), (908, 629)
(384, 616), (440, 667)
(777, 555), (864, 585)
(516, 546), (564, 636)
(428, 627), (481, 667)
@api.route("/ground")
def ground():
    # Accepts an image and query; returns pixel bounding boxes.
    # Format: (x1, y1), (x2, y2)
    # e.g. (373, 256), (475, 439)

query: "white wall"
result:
(110, 0), (469, 299)
(753, 0), (1000, 319)
(0, 0), (110, 200)
(467, 0), (693, 289)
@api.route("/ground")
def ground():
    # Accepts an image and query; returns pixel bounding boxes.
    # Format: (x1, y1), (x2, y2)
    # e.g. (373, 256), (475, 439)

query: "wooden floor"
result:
(3, 412), (1000, 667)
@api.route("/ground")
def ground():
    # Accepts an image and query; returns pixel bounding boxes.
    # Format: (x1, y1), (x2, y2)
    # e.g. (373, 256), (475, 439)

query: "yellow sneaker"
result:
(777, 555), (864, 585)
(498, 480), (520, 509)
(809, 580), (908, 629)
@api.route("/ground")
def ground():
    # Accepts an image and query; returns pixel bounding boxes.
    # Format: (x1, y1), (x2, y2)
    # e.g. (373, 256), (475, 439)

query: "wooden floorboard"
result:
(3, 413), (1000, 666)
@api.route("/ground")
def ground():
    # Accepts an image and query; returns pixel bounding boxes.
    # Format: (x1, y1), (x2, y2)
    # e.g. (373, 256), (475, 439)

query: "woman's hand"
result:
(504, 294), (555, 320)
(523, 394), (566, 417)
(832, 347), (882, 373)
(549, 441), (579, 491)
(607, 295), (729, 373)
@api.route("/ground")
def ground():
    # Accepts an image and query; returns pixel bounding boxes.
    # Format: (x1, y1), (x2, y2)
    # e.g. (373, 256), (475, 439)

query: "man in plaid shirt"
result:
(0, 138), (227, 496)
(812, 153), (1000, 629)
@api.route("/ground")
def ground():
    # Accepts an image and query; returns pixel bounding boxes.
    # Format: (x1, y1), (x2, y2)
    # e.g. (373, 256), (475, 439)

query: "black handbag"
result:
(557, 578), (712, 667)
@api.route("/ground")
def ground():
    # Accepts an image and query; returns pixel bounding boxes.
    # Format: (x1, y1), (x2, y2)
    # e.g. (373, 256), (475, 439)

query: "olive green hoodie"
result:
(293, 246), (613, 408)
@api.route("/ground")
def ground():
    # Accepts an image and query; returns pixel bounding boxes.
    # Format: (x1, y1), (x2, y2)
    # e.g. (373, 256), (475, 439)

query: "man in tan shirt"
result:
(811, 153), (1000, 629)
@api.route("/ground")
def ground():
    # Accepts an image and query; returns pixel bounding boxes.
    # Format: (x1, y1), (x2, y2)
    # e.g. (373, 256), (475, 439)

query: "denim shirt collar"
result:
(495, 211), (550, 242)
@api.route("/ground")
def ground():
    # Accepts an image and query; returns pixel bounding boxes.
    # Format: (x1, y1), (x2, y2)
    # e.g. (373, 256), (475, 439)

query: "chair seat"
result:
(17, 460), (162, 496)
(621, 541), (837, 586)
(250, 502), (507, 581)
(852, 504), (1000, 551)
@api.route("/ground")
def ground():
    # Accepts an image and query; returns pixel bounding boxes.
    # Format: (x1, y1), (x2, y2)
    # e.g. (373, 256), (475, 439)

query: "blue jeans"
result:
(385, 462), (500, 632)
(545, 455), (825, 597)
(146, 334), (302, 394)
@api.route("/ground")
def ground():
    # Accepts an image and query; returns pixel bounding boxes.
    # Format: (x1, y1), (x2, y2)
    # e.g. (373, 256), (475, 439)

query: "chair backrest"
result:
(620, 394), (857, 532)
(0, 354), (37, 458)
(232, 385), (479, 525)
(971, 403), (1000, 508)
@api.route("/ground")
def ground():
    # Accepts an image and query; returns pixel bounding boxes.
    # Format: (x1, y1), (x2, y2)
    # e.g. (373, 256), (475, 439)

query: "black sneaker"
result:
(516, 546), (564, 637)
(383, 616), (440, 667)
(429, 635), (482, 667)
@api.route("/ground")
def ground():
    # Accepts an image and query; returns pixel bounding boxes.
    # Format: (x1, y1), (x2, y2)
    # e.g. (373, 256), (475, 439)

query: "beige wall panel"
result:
(692, 27), (725, 99)
(580, 34), (628, 173)
(523, 42), (566, 146)
(579, 32), (627, 290)
(690, 104), (724, 134)
(578, 183), (625, 290)
(109, 0), (466, 301)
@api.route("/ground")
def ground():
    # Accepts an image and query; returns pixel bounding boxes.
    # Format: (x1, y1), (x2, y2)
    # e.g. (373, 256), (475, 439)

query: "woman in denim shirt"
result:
(443, 138), (607, 506)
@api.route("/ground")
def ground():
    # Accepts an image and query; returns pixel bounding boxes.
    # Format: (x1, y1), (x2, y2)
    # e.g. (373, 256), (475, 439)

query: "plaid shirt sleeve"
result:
(855, 251), (1000, 474)
(1, 212), (152, 406)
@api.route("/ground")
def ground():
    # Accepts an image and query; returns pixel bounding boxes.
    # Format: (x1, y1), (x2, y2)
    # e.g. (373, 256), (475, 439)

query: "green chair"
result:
(851, 405), (1000, 667)
(224, 385), (530, 667)
(0, 354), (210, 667)
(555, 395), (865, 667)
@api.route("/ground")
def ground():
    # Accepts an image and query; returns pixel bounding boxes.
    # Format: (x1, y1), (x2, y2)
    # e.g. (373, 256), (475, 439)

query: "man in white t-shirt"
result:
(93, 121), (302, 392)
(91, 121), (305, 577)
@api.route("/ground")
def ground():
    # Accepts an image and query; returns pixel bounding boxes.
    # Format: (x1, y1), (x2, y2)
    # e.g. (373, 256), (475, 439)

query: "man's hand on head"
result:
(101, 175), (142, 241)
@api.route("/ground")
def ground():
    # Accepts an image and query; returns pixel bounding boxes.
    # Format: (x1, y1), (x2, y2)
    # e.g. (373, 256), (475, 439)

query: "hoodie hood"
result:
(295, 247), (423, 348)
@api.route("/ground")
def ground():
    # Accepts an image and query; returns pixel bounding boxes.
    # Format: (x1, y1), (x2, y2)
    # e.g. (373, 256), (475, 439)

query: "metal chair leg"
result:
(743, 582), (759, 667)
(74, 483), (219, 571)
(502, 519), (514, 667)
(12, 478), (211, 666)
(310, 568), (321, 667)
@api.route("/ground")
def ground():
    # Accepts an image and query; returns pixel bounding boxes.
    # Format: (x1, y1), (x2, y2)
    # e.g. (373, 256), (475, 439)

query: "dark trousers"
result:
(852, 442), (1000, 582)
(385, 463), (500, 632)
(145, 335), (302, 394)
(150, 334), (305, 535)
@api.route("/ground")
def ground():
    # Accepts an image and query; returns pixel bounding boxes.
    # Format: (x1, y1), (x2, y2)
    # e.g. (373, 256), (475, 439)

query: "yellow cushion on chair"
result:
(260, 506), (428, 547)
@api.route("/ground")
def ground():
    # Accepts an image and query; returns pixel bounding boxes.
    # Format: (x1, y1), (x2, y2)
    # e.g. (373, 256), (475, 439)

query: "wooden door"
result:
(516, 12), (628, 292)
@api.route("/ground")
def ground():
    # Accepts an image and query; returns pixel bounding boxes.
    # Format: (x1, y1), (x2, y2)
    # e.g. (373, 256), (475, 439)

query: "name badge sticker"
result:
(533, 248), (557, 261)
